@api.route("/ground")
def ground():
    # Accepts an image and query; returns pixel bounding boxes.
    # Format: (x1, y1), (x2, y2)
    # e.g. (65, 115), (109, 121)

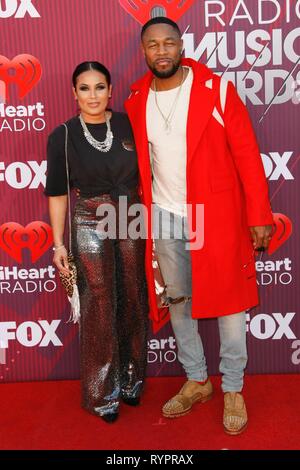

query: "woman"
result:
(45, 61), (149, 423)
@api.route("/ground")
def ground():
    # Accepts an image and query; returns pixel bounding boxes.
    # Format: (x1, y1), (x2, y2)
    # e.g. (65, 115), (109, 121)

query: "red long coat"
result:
(125, 58), (273, 321)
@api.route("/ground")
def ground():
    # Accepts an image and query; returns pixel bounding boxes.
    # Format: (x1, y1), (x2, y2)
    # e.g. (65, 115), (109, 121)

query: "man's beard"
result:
(149, 59), (181, 79)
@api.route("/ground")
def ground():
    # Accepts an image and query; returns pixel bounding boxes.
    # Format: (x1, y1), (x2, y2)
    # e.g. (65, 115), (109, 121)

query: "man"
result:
(125, 17), (273, 435)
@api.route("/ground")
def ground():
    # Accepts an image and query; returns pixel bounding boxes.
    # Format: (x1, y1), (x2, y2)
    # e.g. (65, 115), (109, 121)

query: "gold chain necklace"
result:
(153, 67), (186, 134)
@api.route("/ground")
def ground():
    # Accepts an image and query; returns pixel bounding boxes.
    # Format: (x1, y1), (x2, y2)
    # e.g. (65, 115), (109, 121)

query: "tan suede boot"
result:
(162, 379), (213, 418)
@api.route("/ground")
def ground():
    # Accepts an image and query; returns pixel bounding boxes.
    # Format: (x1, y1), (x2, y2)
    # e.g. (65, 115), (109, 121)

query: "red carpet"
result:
(0, 374), (299, 450)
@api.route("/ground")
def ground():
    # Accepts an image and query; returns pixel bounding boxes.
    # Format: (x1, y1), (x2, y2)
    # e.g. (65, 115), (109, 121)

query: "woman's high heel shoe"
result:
(101, 412), (119, 423)
(122, 396), (140, 406)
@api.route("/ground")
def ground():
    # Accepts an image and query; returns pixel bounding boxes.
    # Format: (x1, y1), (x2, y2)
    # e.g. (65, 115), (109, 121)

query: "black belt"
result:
(81, 185), (138, 202)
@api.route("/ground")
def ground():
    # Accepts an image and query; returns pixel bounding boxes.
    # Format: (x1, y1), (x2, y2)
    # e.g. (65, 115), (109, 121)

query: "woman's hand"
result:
(53, 245), (70, 275)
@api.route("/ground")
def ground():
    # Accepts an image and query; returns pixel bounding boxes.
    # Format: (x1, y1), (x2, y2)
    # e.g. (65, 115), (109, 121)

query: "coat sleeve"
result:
(223, 81), (273, 226)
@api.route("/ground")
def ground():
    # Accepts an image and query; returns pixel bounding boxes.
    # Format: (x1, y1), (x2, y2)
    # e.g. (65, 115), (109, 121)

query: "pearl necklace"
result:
(79, 112), (113, 152)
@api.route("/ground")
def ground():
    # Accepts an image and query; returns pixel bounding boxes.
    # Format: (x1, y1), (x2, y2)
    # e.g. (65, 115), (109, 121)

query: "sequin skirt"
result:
(72, 189), (149, 417)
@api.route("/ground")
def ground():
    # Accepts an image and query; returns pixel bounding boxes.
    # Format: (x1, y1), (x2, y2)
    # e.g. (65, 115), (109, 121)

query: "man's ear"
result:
(140, 42), (146, 57)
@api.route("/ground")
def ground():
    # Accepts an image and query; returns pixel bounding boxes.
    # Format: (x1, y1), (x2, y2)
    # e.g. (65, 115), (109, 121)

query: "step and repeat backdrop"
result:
(0, 0), (299, 382)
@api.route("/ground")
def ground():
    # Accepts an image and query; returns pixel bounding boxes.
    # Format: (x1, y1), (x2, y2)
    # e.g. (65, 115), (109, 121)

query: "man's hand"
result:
(249, 225), (273, 250)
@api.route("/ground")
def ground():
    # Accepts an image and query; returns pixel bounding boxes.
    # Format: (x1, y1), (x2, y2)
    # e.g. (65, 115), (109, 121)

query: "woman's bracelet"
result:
(52, 244), (65, 251)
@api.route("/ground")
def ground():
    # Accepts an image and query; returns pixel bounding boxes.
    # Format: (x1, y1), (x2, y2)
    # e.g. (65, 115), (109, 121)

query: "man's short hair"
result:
(141, 16), (181, 39)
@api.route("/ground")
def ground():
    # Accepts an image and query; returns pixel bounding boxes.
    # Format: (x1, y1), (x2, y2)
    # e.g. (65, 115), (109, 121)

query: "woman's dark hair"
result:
(72, 61), (111, 88)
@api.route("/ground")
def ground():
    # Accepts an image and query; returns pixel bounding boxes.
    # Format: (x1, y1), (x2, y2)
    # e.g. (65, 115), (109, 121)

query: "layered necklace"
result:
(153, 66), (187, 134)
(79, 111), (113, 152)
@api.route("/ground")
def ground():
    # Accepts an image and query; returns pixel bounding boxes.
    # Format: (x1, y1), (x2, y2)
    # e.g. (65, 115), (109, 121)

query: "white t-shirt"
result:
(146, 67), (193, 217)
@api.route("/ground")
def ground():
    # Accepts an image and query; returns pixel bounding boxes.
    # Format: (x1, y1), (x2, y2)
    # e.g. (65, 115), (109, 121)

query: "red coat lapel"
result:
(183, 59), (218, 165)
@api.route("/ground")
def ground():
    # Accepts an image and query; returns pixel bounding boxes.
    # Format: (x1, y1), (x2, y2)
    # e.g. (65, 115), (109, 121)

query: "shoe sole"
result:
(162, 392), (213, 419)
(223, 422), (248, 435)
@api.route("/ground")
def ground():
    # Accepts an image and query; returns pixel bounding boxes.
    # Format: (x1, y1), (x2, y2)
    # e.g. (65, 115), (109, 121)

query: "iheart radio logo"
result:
(268, 213), (292, 255)
(0, 54), (42, 103)
(119, 0), (196, 24)
(0, 221), (53, 263)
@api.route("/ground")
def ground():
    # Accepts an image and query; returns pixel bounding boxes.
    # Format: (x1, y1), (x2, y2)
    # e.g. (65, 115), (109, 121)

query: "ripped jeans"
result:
(153, 205), (247, 392)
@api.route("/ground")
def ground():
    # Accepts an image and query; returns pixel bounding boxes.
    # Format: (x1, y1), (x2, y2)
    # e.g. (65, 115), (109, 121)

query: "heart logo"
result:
(268, 213), (292, 255)
(0, 54), (42, 102)
(119, 0), (196, 25)
(0, 221), (53, 263)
